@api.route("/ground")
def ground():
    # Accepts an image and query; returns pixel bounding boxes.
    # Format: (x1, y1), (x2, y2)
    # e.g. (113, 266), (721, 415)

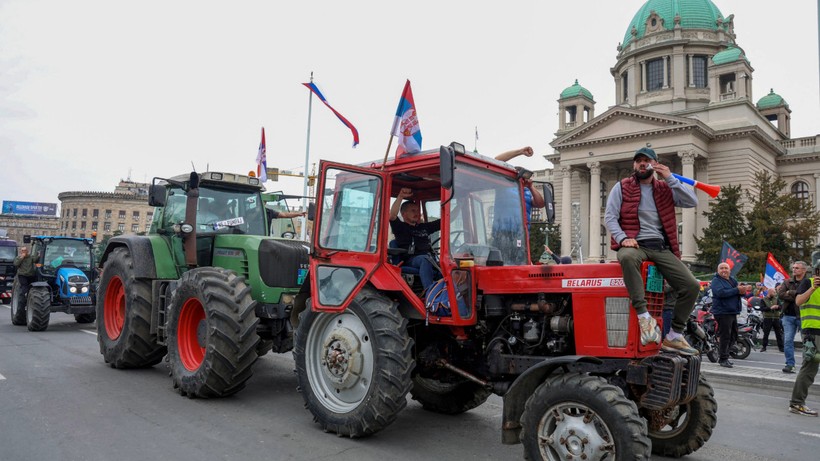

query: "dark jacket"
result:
(610, 176), (680, 257)
(13, 253), (36, 277)
(710, 274), (743, 315)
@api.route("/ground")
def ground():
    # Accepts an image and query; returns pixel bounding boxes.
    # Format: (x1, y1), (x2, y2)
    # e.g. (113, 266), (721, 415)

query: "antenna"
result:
(191, 162), (197, 172)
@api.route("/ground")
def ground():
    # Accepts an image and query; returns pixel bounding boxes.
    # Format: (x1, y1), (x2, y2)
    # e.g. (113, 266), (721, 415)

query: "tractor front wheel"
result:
(167, 267), (259, 398)
(96, 247), (166, 368)
(26, 287), (51, 331)
(521, 373), (651, 461)
(10, 278), (26, 326)
(647, 376), (717, 458)
(294, 288), (414, 437)
(75, 313), (96, 324)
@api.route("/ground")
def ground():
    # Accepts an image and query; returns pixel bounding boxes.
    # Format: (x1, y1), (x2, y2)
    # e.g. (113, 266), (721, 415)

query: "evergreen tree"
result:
(529, 222), (561, 262)
(695, 184), (744, 270)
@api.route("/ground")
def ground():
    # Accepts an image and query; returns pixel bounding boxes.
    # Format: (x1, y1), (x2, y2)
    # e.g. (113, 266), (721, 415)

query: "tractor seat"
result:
(387, 240), (420, 275)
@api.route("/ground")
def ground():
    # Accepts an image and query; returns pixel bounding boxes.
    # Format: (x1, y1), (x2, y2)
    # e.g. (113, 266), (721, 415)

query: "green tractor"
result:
(95, 171), (309, 397)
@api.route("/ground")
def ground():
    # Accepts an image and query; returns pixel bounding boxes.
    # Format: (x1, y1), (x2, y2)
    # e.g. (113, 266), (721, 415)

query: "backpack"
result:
(424, 279), (469, 318)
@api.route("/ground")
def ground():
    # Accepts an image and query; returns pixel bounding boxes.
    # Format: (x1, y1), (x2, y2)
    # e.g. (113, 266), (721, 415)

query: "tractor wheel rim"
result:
(104, 276), (126, 340)
(538, 402), (615, 461)
(178, 297), (206, 371)
(305, 311), (373, 413)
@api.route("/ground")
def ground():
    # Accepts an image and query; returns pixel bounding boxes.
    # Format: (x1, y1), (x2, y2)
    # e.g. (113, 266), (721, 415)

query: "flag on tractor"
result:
(256, 127), (267, 182)
(302, 82), (359, 147)
(391, 79), (422, 156)
(762, 252), (790, 289)
(719, 241), (747, 277)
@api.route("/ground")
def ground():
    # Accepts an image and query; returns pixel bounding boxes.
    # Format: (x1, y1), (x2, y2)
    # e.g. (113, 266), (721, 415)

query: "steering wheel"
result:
(430, 230), (463, 253)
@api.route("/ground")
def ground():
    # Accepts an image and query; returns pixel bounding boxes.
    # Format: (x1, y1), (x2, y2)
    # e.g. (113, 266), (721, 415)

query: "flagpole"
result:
(381, 135), (394, 170)
(301, 72), (314, 241)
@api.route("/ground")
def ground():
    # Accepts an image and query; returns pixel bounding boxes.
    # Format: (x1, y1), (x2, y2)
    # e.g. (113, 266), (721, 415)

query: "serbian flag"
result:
(719, 241), (747, 277)
(763, 253), (789, 289)
(302, 82), (359, 147)
(391, 79), (422, 156)
(256, 127), (267, 182)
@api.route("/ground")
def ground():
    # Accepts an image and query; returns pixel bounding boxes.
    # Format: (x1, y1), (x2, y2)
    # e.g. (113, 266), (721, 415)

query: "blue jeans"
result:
(662, 309), (673, 339)
(782, 315), (800, 367)
(408, 255), (436, 291)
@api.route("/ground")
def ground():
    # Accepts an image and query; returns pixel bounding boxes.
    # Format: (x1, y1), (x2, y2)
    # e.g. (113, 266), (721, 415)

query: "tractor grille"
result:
(605, 297), (630, 347)
(69, 296), (92, 306)
(258, 239), (310, 288)
(678, 354), (701, 405)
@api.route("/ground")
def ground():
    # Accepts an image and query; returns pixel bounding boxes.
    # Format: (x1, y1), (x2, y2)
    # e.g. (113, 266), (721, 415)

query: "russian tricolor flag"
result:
(391, 79), (422, 156)
(302, 82), (359, 147)
(763, 252), (789, 289)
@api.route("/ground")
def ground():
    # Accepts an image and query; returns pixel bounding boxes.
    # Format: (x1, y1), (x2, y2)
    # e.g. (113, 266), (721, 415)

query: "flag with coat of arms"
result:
(762, 252), (789, 289)
(391, 79), (422, 156)
(256, 127), (267, 182)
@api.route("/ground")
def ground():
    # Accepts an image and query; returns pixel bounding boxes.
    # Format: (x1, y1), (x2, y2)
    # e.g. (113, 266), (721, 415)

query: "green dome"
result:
(623, 0), (724, 47)
(712, 46), (748, 65)
(757, 89), (788, 109)
(560, 80), (594, 100)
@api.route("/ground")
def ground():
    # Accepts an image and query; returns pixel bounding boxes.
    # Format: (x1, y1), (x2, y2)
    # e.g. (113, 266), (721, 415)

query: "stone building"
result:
(0, 215), (59, 245)
(544, 0), (820, 263)
(57, 180), (155, 243)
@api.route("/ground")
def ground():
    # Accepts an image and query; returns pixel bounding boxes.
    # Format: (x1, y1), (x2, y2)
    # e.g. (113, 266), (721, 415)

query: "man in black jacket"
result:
(711, 262), (749, 368)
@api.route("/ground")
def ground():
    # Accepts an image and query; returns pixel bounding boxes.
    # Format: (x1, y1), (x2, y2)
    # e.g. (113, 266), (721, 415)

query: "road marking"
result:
(0, 373), (5, 381)
(800, 432), (820, 439)
(81, 329), (97, 336)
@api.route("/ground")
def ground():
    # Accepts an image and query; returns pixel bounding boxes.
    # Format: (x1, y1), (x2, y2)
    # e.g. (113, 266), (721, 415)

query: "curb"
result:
(700, 363), (820, 392)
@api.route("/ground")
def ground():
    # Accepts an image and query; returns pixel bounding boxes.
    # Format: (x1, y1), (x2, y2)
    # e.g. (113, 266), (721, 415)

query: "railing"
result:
(780, 137), (818, 149)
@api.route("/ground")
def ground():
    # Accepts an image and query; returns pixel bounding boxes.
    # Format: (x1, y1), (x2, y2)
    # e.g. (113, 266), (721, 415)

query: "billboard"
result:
(2, 201), (58, 216)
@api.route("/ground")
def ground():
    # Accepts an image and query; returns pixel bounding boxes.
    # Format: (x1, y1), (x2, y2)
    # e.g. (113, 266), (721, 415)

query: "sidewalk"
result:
(700, 360), (820, 392)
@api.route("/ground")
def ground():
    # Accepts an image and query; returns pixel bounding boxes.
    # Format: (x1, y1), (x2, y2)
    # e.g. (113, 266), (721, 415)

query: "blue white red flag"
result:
(391, 80), (422, 156)
(302, 82), (359, 147)
(719, 241), (747, 278)
(763, 252), (789, 289)
(256, 127), (267, 182)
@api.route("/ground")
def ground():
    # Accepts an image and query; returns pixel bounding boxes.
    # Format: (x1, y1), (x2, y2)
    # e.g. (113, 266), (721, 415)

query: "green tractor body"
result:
(96, 171), (308, 397)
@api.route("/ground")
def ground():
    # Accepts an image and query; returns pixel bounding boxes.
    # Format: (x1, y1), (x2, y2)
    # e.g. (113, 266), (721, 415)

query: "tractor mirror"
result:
(148, 185), (167, 207)
(541, 183), (555, 225)
(308, 202), (316, 221)
(440, 145), (455, 190)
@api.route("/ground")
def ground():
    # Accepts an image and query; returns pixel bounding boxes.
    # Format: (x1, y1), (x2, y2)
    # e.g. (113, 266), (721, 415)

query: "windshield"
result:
(43, 240), (92, 272)
(266, 196), (297, 238)
(449, 163), (527, 266)
(0, 245), (16, 261)
(162, 186), (267, 236)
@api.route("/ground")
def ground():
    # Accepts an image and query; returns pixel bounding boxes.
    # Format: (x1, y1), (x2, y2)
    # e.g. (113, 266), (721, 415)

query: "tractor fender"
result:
(501, 355), (603, 445)
(99, 235), (157, 279)
(31, 281), (50, 289)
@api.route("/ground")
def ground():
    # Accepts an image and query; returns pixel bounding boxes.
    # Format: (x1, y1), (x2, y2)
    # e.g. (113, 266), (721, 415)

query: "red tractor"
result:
(292, 143), (716, 460)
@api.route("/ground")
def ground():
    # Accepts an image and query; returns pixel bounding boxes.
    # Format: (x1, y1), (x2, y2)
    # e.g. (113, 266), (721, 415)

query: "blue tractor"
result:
(10, 236), (97, 331)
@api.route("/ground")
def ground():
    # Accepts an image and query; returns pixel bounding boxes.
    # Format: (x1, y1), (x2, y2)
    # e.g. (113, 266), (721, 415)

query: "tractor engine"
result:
(482, 293), (574, 357)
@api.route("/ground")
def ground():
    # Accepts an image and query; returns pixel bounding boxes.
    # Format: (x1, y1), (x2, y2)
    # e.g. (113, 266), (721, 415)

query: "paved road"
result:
(1, 309), (818, 461)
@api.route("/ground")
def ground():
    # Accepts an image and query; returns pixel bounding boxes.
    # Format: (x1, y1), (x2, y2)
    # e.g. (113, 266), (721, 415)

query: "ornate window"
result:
(646, 58), (665, 91)
(791, 181), (809, 201)
(691, 56), (708, 88)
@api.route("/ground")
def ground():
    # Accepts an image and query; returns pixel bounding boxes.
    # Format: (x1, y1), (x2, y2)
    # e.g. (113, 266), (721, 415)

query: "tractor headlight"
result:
(69, 286), (77, 293)
(81, 286), (89, 293)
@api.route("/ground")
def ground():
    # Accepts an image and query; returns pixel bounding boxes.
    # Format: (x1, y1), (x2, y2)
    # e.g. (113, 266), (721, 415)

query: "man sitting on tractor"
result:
(389, 187), (440, 293)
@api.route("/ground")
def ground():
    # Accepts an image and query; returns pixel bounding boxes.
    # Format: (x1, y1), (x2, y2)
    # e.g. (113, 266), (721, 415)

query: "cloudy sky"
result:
(1, 0), (818, 207)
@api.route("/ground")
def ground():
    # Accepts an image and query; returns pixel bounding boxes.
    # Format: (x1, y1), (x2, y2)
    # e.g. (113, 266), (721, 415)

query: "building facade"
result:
(57, 180), (155, 243)
(0, 215), (60, 245)
(544, 0), (820, 263)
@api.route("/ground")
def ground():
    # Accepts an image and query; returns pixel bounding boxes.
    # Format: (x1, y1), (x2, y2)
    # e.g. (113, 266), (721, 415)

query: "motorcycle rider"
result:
(711, 262), (749, 368)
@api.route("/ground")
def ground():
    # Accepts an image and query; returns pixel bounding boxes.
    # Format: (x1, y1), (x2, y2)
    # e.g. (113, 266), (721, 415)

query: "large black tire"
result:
(730, 338), (752, 360)
(75, 313), (96, 324)
(521, 373), (651, 461)
(96, 247), (166, 368)
(256, 339), (275, 357)
(10, 278), (26, 326)
(26, 287), (51, 332)
(410, 376), (491, 415)
(648, 376), (718, 458)
(293, 289), (414, 437)
(166, 267), (259, 398)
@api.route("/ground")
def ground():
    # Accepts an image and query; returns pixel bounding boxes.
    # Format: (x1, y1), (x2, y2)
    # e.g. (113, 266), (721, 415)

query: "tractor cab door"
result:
(310, 161), (385, 312)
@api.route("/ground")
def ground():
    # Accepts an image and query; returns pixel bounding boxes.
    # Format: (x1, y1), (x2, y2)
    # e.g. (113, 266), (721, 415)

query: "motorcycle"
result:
(685, 308), (718, 363)
(693, 297), (753, 361)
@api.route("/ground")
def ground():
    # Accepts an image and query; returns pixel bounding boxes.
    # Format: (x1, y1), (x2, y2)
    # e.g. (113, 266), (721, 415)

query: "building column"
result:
(815, 173), (820, 245)
(688, 54), (694, 86)
(662, 55), (669, 88)
(576, 104), (585, 125)
(679, 150), (697, 262)
(587, 162), (601, 262)
(561, 166), (572, 257)
(640, 61), (647, 92)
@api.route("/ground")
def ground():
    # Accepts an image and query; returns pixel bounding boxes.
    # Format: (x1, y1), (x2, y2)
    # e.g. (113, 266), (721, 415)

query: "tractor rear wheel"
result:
(167, 267), (259, 398)
(521, 373), (651, 461)
(96, 247), (166, 368)
(294, 288), (414, 437)
(10, 278), (26, 326)
(26, 287), (51, 332)
(75, 313), (96, 324)
(647, 376), (717, 457)
(410, 376), (491, 415)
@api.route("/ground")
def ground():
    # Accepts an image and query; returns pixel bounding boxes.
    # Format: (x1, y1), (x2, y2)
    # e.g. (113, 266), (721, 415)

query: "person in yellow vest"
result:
(789, 265), (820, 416)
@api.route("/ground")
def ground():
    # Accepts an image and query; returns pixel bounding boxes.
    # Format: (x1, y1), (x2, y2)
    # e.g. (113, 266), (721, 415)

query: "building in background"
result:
(542, 0), (820, 263)
(57, 180), (155, 243)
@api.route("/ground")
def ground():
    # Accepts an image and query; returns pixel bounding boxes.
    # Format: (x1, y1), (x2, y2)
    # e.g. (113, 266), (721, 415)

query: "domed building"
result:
(546, 0), (820, 263)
